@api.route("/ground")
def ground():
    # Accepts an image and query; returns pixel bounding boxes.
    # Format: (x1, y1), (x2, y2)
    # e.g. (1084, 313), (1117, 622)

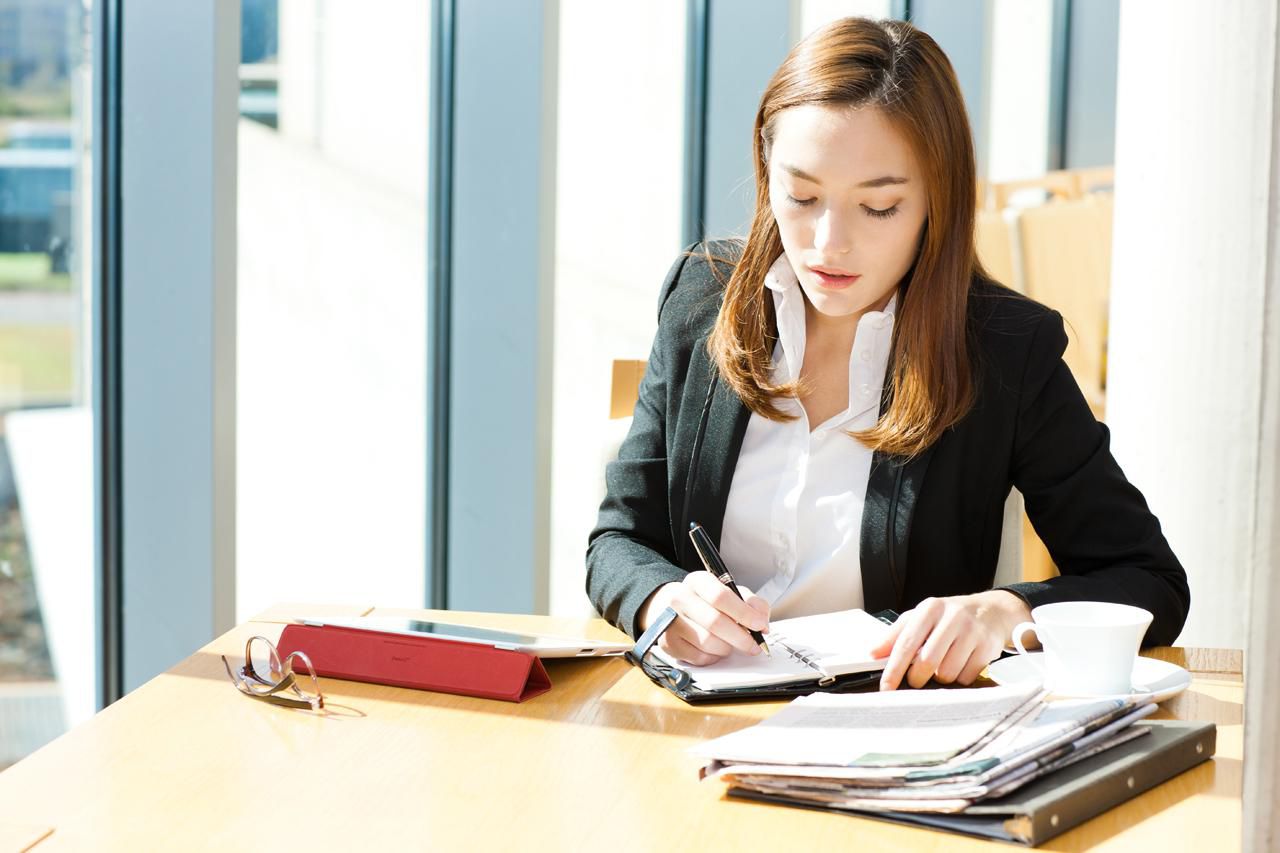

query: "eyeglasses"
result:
(222, 635), (325, 711)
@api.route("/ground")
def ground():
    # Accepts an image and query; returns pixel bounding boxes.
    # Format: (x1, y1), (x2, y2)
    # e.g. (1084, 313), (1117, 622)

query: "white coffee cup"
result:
(1010, 601), (1153, 696)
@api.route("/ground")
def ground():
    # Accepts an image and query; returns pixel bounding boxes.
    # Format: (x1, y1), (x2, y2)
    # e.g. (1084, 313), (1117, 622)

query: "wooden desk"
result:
(0, 606), (1243, 851)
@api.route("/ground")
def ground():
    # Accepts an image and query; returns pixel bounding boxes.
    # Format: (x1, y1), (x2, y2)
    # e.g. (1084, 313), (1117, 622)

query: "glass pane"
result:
(0, 0), (95, 767)
(236, 0), (428, 620)
(548, 2), (686, 616)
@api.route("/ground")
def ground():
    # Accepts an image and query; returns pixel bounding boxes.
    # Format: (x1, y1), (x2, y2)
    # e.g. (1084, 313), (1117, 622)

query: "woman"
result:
(585, 17), (1188, 690)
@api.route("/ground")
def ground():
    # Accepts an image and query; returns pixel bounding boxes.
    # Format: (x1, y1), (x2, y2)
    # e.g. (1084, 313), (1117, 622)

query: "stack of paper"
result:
(695, 683), (1159, 815)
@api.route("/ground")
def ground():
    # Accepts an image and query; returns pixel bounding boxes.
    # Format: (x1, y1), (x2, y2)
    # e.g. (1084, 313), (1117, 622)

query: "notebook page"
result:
(652, 608), (892, 690)
(769, 608), (894, 672)
(652, 641), (814, 689)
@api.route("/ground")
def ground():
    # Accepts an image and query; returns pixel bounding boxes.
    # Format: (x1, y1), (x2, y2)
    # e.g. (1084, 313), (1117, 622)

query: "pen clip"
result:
(688, 522), (731, 583)
(687, 526), (715, 575)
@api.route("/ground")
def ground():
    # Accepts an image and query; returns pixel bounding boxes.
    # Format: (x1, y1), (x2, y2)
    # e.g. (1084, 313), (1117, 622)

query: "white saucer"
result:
(985, 653), (1192, 703)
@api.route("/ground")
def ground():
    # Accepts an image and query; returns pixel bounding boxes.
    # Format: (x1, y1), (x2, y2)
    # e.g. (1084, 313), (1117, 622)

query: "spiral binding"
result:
(772, 635), (837, 686)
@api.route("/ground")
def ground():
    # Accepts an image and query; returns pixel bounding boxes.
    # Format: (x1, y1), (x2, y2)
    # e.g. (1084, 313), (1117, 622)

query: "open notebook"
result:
(653, 608), (893, 690)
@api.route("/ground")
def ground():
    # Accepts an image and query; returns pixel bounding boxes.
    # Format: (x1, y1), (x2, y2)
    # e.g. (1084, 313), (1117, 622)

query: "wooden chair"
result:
(1072, 165), (1116, 196)
(609, 360), (646, 419)
(976, 178), (992, 211)
(1016, 194), (1113, 418)
(991, 169), (1080, 210)
(991, 170), (1117, 581)
(975, 207), (1021, 292)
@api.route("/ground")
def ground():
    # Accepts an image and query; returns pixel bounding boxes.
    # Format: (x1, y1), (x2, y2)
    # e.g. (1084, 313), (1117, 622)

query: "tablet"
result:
(299, 615), (631, 658)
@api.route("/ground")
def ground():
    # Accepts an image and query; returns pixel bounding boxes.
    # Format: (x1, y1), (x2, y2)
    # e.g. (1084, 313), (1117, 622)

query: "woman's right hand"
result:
(638, 572), (771, 666)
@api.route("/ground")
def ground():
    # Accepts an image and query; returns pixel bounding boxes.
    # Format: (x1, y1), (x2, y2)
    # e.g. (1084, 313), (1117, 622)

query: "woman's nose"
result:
(813, 208), (852, 254)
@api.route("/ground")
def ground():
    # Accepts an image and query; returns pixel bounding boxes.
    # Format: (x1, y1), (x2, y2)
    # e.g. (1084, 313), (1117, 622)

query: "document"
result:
(723, 720), (1216, 845)
(720, 726), (1152, 814)
(691, 683), (1045, 767)
(697, 689), (1161, 815)
(654, 608), (893, 691)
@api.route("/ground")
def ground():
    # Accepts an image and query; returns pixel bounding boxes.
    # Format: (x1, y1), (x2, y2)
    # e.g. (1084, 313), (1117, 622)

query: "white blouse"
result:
(719, 254), (896, 620)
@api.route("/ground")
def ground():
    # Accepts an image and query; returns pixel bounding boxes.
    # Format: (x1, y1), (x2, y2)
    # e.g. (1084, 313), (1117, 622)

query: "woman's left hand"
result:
(871, 590), (1033, 690)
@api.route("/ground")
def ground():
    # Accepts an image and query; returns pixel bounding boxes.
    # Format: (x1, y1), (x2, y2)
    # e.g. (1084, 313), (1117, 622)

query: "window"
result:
(0, 0), (94, 767)
(236, 0), (429, 620)
(548, 1), (686, 616)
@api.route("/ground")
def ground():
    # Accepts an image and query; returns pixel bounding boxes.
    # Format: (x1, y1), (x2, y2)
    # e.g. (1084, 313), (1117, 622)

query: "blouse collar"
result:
(763, 253), (897, 428)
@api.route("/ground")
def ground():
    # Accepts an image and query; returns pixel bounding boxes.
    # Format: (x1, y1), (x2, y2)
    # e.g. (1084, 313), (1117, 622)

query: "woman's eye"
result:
(786, 194), (816, 207)
(862, 204), (900, 219)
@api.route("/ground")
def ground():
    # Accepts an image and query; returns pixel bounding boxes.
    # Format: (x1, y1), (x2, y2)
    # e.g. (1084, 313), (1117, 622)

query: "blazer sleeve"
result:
(1000, 310), (1191, 646)
(584, 250), (697, 638)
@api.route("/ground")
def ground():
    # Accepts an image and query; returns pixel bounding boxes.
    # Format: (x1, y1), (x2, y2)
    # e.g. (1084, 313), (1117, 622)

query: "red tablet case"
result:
(276, 622), (552, 703)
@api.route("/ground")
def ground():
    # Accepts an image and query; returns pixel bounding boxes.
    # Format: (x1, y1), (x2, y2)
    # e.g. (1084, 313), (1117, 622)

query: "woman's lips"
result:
(809, 268), (861, 289)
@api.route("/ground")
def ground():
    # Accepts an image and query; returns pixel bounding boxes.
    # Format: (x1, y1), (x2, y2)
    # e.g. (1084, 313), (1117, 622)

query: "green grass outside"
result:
(0, 89), (72, 120)
(0, 325), (74, 404)
(0, 255), (72, 293)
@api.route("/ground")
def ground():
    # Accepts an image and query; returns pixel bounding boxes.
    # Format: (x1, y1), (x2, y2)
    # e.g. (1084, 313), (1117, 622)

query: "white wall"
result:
(1107, 2), (1277, 649)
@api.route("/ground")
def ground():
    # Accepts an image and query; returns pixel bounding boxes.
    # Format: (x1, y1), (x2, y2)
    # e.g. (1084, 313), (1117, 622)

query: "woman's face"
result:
(767, 104), (927, 323)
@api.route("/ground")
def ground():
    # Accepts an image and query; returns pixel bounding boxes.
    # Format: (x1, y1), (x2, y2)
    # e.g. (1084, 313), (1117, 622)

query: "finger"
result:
(881, 599), (948, 689)
(672, 593), (755, 656)
(662, 633), (721, 667)
(879, 610), (937, 690)
(957, 646), (993, 685)
(665, 613), (735, 659)
(870, 618), (905, 659)
(933, 635), (978, 684)
(905, 634), (954, 688)
(905, 654), (940, 689)
(687, 573), (768, 633)
(879, 632), (916, 690)
(915, 607), (967, 677)
(738, 586), (772, 625)
(665, 593), (737, 658)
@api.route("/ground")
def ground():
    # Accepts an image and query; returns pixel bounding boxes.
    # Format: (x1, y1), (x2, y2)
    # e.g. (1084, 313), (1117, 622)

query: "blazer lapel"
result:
(860, 443), (937, 612)
(678, 348), (751, 571)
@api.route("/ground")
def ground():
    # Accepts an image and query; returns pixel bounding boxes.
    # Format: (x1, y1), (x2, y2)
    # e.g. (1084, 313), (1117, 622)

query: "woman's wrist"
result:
(973, 589), (1033, 645)
(638, 582), (679, 633)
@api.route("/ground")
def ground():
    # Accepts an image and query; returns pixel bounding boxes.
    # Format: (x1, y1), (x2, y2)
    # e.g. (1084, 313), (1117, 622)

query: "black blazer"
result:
(585, 243), (1190, 645)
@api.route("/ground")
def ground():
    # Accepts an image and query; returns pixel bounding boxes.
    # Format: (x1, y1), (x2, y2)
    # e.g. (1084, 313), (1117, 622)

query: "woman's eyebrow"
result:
(857, 175), (910, 188)
(779, 163), (909, 188)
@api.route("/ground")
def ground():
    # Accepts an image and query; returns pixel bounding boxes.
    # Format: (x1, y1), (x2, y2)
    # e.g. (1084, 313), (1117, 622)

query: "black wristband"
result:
(624, 606), (679, 666)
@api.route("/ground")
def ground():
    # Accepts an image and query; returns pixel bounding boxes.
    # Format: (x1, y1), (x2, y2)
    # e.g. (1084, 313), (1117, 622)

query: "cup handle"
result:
(1011, 621), (1040, 658)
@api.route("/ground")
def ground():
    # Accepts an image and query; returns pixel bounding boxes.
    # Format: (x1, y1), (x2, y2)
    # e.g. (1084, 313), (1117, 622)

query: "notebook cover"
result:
(277, 623), (552, 703)
(726, 719), (1216, 846)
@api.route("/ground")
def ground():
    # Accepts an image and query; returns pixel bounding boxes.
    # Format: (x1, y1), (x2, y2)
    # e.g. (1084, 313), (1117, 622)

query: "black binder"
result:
(625, 607), (898, 704)
(727, 719), (1216, 846)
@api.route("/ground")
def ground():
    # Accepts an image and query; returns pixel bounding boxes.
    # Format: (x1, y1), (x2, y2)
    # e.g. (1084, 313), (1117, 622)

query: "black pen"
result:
(688, 522), (771, 657)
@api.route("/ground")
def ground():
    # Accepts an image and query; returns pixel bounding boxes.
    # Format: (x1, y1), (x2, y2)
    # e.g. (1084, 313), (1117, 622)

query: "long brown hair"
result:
(707, 17), (986, 457)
